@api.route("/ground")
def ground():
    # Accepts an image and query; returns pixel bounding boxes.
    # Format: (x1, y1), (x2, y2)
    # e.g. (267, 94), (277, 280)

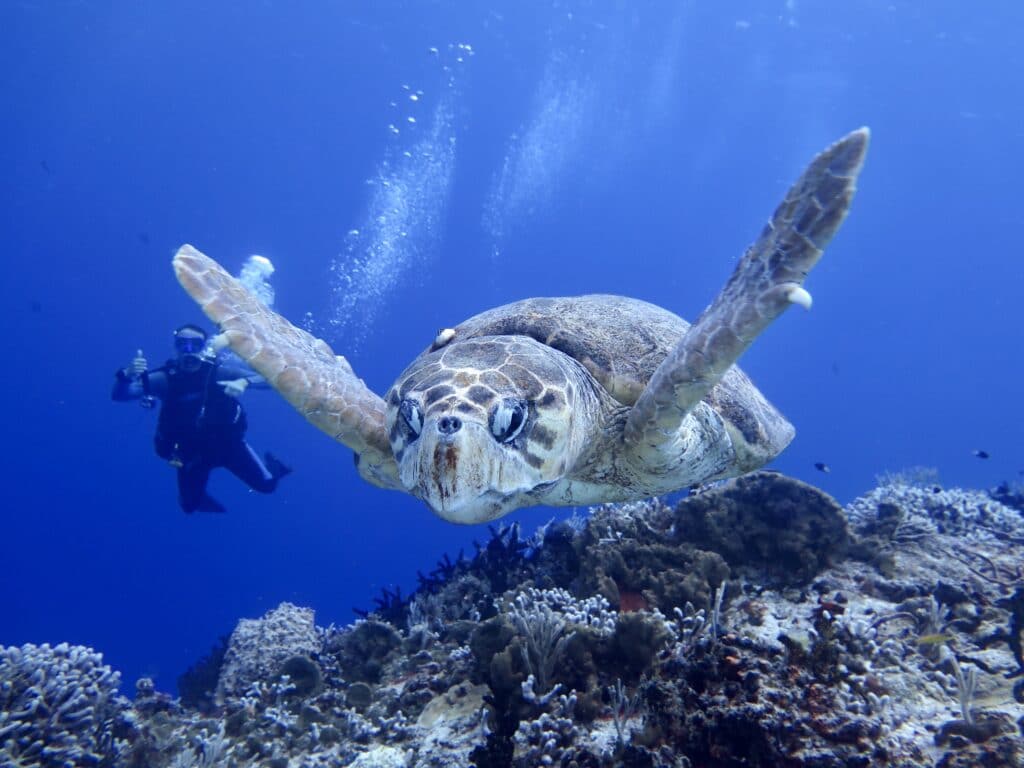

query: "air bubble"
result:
(329, 49), (461, 351)
(237, 255), (276, 307)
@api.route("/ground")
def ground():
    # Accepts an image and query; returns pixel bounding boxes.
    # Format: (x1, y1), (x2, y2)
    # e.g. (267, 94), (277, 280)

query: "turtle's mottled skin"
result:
(386, 295), (794, 520)
(174, 129), (869, 524)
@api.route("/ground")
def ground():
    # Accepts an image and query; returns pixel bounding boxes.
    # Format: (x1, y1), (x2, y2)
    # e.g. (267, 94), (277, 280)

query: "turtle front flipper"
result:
(173, 244), (401, 490)
(624, 128), (869, 469)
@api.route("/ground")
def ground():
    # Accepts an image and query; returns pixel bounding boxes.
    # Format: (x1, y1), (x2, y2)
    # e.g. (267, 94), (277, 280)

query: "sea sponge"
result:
(216, 602), (321, 703)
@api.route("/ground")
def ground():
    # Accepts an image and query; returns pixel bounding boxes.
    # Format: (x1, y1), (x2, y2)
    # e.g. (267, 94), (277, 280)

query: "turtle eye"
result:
(490, 398), (528, 444)
(399, 399), (423, 440)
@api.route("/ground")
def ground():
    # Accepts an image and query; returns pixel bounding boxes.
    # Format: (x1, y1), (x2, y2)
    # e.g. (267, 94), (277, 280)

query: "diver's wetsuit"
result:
(112, 357), (286, 513)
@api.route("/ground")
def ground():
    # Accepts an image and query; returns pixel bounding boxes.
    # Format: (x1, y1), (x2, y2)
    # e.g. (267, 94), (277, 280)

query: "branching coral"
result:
(0, 642), (128, 767)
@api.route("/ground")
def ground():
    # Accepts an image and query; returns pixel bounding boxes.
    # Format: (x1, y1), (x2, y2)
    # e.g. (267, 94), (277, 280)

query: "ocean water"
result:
(1, 0), (1021, 697)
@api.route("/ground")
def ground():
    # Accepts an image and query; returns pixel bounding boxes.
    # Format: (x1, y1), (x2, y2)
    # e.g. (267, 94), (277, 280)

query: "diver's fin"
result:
(264, 452), (292, 481)
(197, 493), (227, 514)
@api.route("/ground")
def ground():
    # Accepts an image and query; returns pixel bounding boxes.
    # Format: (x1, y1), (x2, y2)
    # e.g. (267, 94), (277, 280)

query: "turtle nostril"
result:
(437, 416), (462, 436)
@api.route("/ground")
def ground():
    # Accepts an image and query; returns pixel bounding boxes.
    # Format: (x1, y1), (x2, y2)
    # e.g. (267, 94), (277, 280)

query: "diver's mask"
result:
(174, 328), (208, 372)
(175, 335), (205, 355)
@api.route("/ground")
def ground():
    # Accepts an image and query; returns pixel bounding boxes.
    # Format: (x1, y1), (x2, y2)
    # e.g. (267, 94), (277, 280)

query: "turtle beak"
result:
(429, 490), (510, 525)
(430, 442), (461, 509)
(405, 421), (515, 524)
(394, 409), (546, 524)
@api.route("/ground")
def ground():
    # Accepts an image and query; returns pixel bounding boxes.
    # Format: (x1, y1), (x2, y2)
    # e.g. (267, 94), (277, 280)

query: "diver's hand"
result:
(219, 378), (249, 398)
(129, 349), (148, 379)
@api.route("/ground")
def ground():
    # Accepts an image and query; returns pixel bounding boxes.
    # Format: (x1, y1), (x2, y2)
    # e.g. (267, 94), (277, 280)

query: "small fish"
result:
(917, 633), (952, 647)
(40, 160), (52, 174)
(973, 449), (990, 459)
(814, 462), (831, 473)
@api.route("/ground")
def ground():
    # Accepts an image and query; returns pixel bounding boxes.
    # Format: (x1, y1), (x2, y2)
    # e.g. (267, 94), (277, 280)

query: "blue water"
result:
(2, 1), (1021, 695)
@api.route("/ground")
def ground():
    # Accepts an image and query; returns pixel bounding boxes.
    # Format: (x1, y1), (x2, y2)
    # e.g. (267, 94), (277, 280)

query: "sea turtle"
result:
(174, 128), (868, 524)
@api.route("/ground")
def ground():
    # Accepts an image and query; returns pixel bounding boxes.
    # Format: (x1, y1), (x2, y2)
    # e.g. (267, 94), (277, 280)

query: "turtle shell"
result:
(428, 294), (684, 405)
(429, 294), (692, 406)
(423, 294), (787, 457)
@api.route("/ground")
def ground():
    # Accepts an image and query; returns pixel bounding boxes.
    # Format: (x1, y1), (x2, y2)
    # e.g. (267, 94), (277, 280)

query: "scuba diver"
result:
(112, 323), (291, 513)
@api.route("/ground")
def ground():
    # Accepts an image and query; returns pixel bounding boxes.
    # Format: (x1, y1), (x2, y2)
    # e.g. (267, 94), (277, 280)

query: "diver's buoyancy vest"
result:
(150, 360), (247, 443)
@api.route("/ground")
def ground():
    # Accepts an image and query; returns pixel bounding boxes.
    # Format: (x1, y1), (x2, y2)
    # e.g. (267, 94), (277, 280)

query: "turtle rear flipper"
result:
(173, 244), (401, 489)
(625, 128), (869, 468)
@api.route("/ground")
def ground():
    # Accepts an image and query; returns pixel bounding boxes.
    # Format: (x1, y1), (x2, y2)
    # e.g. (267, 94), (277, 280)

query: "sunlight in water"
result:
(480, 5), (689, 265)
(482, 56), (594, 264)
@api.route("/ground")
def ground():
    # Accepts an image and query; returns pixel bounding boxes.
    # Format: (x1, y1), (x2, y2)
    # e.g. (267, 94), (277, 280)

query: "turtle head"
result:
(385, 336), (592, 524)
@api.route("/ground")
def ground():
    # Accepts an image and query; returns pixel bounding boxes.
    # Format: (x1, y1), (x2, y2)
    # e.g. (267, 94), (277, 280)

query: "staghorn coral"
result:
(0, 642), (129, 767)
(511, 709), (583, 767)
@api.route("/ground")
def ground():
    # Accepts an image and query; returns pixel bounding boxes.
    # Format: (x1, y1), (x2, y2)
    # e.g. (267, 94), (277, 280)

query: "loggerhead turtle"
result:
(173, 128), (868, 524)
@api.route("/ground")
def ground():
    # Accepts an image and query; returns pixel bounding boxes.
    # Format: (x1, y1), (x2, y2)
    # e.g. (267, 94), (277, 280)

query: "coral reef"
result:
(0, 643), (130, 767)
(3, 472), (1024, 766)
(674, 472), (850, 583)
(215, 602), (321, 704)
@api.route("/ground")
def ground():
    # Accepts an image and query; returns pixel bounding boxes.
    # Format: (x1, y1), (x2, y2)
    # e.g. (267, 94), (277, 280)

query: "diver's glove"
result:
(117, 349), (149, 402)
(129, 349), (148, 379)
(219, 378), (250, 398)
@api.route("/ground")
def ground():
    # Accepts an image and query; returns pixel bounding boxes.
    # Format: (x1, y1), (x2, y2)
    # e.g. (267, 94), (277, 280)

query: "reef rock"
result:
(675, 471), (850, 583)
(215, 601), (321, 704)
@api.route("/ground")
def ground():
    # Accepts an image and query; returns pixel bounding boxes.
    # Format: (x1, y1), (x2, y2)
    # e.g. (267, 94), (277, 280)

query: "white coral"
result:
(0, 642), (127, 766)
